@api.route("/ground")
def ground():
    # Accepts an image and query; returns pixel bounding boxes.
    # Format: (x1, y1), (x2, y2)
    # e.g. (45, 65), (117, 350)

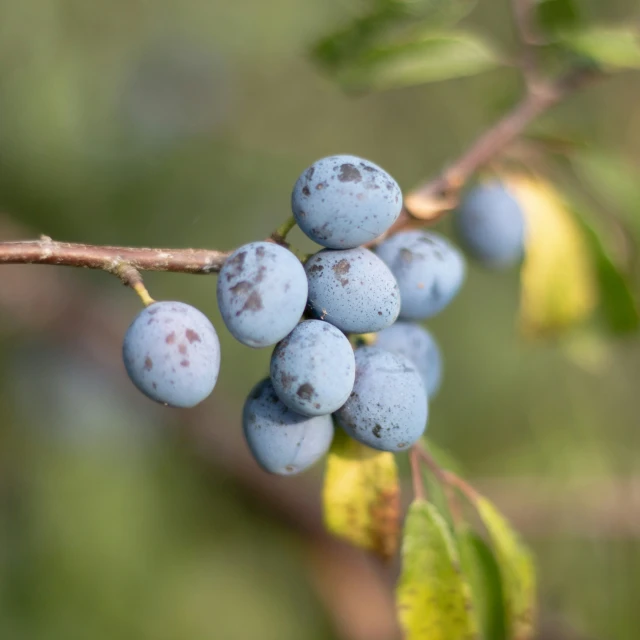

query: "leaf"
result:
(505, 173), (598, 337)
(476, 497), (536, 640)
(311, 9), (402, 73)
(311, 0), (476, 73)
(336, 30), (503, 91)
(323, 429), (400, 560)
(536, 0), (581, 37)
(396, 500), (478, 640)
(573, 211), (639, 334)
(559, 26), (640, 70)
(458, 527), (507, 640)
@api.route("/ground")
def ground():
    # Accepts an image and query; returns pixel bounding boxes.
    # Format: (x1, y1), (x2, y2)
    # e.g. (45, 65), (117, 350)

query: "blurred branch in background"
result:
(474, 477), (640, 538)
(0, 214), (636, 640)
(0, 213), (636, 537)
(0, 65), (604, 279)
(0, 215), (400, 640)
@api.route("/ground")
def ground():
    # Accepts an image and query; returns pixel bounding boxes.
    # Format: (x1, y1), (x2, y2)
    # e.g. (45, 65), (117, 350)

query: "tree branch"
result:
(0, 237), (231, 274)
(0, 67), (604, 275)
(409, 447), (425, 501)
(398, 66), (604, 225)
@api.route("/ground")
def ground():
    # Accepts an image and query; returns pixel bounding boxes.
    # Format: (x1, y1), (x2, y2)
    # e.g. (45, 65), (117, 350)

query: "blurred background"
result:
(0, 0), (638, 638)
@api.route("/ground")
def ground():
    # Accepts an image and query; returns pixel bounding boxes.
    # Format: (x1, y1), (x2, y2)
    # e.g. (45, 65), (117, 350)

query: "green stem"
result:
(271, 216), (297, 245)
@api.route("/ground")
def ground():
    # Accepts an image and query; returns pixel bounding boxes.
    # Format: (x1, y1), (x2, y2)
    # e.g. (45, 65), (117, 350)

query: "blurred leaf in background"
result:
(504, 173), (598, 337)
(333, 30), (503, 92)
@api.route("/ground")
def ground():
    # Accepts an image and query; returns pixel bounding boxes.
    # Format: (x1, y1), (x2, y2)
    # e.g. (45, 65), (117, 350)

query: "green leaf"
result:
(397, 500), (478, 640)
(573, 212), (640, 334)
(311, 9), (402, 73)
(311, 0), (476, 73)
(476, 497), (536, 640)
(323, 429), (400, 560)
(536, 0), (581, 37)
(560, 26), (640, 70)
(336, 29), (502, 91)
(458, 528), (507, 640)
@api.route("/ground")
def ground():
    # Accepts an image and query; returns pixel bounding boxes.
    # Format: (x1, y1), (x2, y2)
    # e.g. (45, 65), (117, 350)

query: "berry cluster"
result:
(122, 156), (526, 475)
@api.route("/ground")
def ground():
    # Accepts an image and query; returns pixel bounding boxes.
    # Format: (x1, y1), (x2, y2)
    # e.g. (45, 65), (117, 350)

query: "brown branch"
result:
(0, 237), (231, 274)
(415, 443), (480, 505)
(0, 68), (604, 275)
(396, 66), (604, 226)
(409, 447), (425, 501)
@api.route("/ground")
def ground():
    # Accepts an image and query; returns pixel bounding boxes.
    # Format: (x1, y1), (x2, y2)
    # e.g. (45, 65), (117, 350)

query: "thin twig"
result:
(409, 447), (426, 501)
(0, 67), (604, 273)
(414, 443), (464, 525)
(270, 215), (297, 245)
(396, 66), (603, 226)
(416, 443), (480, 506)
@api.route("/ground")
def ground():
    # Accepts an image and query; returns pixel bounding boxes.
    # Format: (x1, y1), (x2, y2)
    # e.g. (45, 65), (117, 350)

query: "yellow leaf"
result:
(505, 173), (597, 337)
(476, 497), (536, 640)
(396, 500), (478, 640)
(323, 429), (400, 560)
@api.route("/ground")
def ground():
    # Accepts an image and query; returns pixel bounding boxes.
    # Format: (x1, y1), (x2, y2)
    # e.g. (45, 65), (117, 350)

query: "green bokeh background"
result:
(0, 1), (639, 638)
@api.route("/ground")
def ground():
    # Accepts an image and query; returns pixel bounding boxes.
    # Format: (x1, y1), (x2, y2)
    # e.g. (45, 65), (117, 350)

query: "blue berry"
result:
(453, 181), (526, 267)
(305, 247), (400, 333)
(243, 378), (335, 475)
(271, 320), (355, 416)
(334, 346), (428, 452)
(291, 154), (402, 249)
(375, 322), (442, 398)
(123, 301), (220, 408)
(376, 230), (465, 320)
(217, 242), (308, 348)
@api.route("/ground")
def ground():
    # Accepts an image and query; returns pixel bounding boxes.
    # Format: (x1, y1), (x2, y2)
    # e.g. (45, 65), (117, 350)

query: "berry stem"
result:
(351, 332), (377, 348)
(415, 442), (475, 521)
(131, 282), (156, 307)
(270, 216), (297, 245)
(114, 263), (156, 306)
